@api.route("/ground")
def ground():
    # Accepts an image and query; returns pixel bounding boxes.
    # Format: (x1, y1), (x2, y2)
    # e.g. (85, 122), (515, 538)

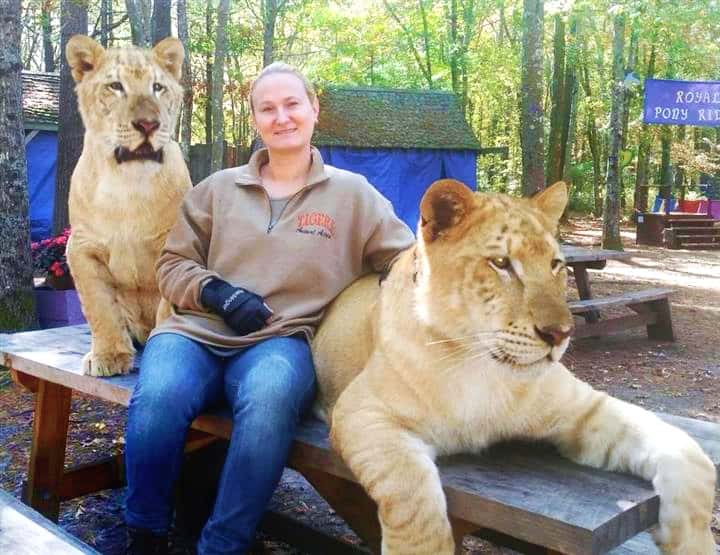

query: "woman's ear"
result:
(312, 97), (320, 121)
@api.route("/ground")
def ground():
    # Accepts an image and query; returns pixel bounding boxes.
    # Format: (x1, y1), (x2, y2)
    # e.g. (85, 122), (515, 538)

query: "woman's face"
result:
(251, 72), (319, 154)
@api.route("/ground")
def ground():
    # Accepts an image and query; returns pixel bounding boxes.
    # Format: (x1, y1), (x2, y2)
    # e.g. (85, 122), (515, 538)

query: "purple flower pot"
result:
(34, 287), (86, 329)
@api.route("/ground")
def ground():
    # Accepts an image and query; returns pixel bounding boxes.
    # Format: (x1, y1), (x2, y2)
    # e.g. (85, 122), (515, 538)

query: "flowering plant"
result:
(31, 228), (71, 277)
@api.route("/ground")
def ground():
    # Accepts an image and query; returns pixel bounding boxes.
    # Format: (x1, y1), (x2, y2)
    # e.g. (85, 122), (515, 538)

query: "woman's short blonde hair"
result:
(249, 62), (317, 112)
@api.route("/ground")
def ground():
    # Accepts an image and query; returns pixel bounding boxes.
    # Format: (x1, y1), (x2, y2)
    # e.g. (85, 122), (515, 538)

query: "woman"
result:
(123, 62), (414, 555)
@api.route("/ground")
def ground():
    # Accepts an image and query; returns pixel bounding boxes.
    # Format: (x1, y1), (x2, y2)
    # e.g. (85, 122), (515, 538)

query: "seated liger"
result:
(64, 35), (191, 376)
(312, 180), (717, 555)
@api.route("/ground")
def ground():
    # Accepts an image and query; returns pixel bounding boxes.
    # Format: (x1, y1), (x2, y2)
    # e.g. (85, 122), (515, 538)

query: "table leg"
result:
(24, 379), (72, 522)
(572, 265), (600, 323)
(299, 466), (381, 553)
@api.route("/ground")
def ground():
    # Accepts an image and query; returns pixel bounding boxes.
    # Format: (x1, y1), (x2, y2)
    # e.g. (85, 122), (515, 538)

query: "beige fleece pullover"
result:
(151, 147), (415, 348)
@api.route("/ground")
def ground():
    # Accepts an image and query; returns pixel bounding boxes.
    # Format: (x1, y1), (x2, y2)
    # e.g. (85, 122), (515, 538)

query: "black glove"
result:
(200, 278), (273, 336)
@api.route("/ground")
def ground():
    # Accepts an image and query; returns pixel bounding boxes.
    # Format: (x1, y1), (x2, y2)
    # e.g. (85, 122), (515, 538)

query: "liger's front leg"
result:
(67, 241), (134, 376)
(547, 378), (716, 555)
(332, 385), (455, 555)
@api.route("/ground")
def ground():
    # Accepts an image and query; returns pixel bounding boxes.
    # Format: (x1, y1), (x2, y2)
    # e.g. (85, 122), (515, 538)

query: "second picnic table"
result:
(561, 245), (675, 340)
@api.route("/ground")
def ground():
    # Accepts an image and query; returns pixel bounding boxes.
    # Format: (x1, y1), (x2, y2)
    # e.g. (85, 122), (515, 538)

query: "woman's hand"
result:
(201, 278), (273, 335)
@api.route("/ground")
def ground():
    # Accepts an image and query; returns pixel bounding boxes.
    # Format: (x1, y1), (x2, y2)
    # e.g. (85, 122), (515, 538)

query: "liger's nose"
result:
(535, 325), (574, 346)
(132, 119), (160, 137)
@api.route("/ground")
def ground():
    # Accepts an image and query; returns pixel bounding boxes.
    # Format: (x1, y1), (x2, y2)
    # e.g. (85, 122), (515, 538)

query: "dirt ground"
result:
(0, 217), (718, 554)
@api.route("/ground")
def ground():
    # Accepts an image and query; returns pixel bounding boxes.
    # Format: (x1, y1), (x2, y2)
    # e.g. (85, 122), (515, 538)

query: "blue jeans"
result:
(124, 333), (316, 554)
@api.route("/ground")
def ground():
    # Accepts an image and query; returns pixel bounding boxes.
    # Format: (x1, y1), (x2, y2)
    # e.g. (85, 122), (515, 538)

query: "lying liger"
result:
(312, 180), (716, 555)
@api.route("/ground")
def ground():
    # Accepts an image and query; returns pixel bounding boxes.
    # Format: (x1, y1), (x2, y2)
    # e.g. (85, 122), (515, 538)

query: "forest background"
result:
(19, 0), (720, 216)
(2, 0), (720, 330)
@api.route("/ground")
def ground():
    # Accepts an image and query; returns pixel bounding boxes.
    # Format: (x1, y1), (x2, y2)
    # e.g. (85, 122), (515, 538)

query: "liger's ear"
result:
(419, 179), (475, 243)
(532, 181), (568, 227)
(66, 35), (106, 83)
(152, 37), (185, 81)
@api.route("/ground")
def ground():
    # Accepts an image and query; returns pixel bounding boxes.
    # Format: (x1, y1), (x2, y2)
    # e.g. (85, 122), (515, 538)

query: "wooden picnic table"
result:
(561, 245), (632, 317)
(560, 245), (674, 340)
(1, 325), (718, 554)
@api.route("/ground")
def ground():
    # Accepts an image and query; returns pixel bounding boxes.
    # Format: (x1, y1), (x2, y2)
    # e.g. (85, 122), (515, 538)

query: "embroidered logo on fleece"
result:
(296, 212), (336, 239)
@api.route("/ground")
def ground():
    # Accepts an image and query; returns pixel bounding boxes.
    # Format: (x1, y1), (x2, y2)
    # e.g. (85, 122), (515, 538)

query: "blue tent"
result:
(312, 87), (480, 230)
(22, 71), (59, 241)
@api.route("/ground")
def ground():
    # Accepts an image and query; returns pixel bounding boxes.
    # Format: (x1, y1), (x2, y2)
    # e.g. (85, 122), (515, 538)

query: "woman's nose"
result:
(275, 108), (290, 123)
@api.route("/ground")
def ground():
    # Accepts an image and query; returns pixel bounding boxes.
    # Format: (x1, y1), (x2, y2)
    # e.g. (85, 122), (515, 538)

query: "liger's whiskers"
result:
(441, 346), (500, 374)
(425, 332), (497, 346)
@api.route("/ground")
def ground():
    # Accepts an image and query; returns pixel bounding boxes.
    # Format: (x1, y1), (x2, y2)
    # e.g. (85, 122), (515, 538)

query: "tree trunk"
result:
(54, 0), (87, 235)
(263, 0), (277, 67)
(658, 52), (676, 213)
(177, 0), (193, 163)
(602, 11), (625, 250)
(579, 42), (602, 216)
(586, 114), (602, 216)
(546, 15), (565, 185)
(100, 0), (110, 47)
(659, 125), (672, 211)
(621, 24), (638, 150)
(448, 0), (459, 95)
(520, 0), (545, 196)
(633, 45), (655, 214)
(0, 0), (37, 331)
(125, 0), (150, 46)
(559, 17), (577, 181)
(205, 5), (213, 145)
(42, 3), (55, 72)
(675, 126), (686, 202)
(419, 0), (433, 86)
(210, 0), (230, 173)
(151, 0), (171, 45)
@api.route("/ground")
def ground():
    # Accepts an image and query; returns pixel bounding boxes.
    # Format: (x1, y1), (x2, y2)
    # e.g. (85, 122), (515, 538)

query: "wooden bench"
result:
(0, 488), (99, 554)
(568, 287), (675, 340)
(1, 325), (718, 554)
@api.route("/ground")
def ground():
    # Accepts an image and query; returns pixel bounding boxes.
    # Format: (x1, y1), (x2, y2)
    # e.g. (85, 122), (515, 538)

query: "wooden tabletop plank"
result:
(2, 326), (719, 554)
(568, 288), (674, 313)
(0, 489), (99, 554)
(561, 245), (633, 265)
(1, 325), (136, 405)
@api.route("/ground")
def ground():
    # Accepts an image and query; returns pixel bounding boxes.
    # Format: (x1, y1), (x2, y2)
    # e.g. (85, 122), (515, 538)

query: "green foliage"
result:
(17, 0), (720, 216)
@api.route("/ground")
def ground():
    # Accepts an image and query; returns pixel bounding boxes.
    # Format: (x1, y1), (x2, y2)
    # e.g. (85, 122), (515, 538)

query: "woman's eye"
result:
(153, 82), (164, 92)
(109, 81), (124, 92)
(490, 257), (511, 270)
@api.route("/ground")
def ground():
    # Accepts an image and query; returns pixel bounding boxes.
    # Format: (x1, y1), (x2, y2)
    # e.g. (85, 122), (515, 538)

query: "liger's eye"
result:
(153, 82), (164, 93)
(490, 257), (511, 270)
(551, 258), (565, 272)
(108, 81), (124, 92)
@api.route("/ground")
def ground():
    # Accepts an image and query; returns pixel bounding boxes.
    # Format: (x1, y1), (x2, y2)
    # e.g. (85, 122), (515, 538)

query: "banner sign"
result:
(643, 79), (720, 126)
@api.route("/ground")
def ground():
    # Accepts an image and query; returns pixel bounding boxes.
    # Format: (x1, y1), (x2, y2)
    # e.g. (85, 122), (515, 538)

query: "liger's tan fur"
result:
(65, 35), (191, 376)
(312, 180), (717, 555)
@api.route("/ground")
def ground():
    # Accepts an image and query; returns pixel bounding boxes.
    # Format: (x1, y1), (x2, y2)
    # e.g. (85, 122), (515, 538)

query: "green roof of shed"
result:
(22, 71), (60, 130)
(313, 87), (480, 151)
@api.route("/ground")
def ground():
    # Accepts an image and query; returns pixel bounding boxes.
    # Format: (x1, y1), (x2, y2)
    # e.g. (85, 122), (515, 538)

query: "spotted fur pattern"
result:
(312, 180), (717, 555)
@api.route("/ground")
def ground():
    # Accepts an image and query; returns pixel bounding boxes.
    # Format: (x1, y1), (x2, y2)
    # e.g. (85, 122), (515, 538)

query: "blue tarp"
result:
(26, 130), (57, 240)
(317, 146), (477, 230)
(651, 195), (677, 213)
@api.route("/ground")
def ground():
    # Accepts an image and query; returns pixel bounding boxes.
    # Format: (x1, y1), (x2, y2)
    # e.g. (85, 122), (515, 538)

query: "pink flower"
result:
(49, 261), (65, 276)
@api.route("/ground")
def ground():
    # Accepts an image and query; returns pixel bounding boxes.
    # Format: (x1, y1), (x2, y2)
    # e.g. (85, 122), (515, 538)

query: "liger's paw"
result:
(653, 448), (717, 555)
(653, 525), (717, 555)
(82, 350), (133, 377)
